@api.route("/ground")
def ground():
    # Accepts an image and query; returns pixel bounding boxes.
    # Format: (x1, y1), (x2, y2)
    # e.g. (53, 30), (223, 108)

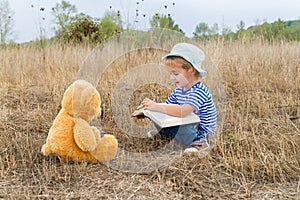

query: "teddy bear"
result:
(41, 80), (118, 163)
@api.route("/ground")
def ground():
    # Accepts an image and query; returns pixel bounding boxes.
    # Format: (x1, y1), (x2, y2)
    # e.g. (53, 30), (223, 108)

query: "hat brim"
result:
(162, 54), (207, 77)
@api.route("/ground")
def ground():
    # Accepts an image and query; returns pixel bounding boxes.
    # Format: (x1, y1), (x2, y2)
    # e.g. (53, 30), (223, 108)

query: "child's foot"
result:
(147, 130), (159, 138)
(184, 141), (209, 153)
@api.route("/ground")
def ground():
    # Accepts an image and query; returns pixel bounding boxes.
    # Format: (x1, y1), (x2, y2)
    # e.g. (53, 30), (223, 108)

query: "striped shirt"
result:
(166, 81), (217, 134)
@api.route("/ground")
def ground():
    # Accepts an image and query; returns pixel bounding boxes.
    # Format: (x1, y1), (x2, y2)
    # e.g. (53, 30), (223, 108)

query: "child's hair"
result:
(163, 56), (201, 78)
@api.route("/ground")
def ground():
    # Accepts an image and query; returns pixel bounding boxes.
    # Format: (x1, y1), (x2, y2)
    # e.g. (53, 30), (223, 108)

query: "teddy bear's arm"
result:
(91, 126), (101, 144)
(73, 118), (98, 152)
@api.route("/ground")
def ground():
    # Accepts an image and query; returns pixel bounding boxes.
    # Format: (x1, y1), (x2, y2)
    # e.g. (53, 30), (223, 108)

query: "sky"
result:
(7, 0), (300, 43)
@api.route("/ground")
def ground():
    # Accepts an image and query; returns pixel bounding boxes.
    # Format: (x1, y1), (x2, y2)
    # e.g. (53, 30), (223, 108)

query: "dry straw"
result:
(0, 39), (299, 199)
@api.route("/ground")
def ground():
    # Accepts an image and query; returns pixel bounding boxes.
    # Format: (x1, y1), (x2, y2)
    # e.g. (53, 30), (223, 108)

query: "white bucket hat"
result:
(162, 42), (206, 77)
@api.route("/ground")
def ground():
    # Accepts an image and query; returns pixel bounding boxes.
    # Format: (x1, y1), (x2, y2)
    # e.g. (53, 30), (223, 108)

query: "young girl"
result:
(141, 42), (217, 153)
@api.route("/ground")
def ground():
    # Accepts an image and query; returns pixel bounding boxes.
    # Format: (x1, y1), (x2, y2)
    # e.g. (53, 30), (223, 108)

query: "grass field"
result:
(0, 39), (299, 199)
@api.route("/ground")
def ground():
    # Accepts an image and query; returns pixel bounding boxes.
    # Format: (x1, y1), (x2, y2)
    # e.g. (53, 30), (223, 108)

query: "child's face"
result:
(165, 61), (196, 89)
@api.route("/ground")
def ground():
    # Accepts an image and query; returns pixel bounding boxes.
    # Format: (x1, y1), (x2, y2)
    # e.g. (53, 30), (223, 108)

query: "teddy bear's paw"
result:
(41, 144), (51, 156)
(91, 126), (101, 143)
(90, 134), (118, 162)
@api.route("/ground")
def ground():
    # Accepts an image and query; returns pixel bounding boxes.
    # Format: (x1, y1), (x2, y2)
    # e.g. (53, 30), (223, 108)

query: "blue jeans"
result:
(153, 122), (208, 146)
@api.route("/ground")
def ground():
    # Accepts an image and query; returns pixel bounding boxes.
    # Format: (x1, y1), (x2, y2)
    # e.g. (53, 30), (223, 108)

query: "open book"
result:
(132, 104), (200, 128)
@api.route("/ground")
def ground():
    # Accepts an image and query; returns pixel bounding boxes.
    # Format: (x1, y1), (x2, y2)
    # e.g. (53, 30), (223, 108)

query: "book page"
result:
(146, 110), (200, 127)
(132, 103), (200, 128)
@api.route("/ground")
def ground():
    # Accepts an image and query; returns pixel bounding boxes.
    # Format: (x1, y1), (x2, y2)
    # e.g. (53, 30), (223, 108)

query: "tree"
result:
(193, 22), (219, 40)
(193, 22), (209, 38)
(51, 0), (77, 38)
(0, 0), (14, 44)
(237, 20), (245, 31)
(271, 18), (288, 40)
(209, 23), (219, 35)
(65, 13), (99, 43)
(248, 19), (289, 41)
(63, 11), (123, 44)
(98, 11), (123, 42)
(287, 20), (300, 41)
(236, 20), (250, 40)
(258, 22), (272, 41)
(150, 13), (184, 34)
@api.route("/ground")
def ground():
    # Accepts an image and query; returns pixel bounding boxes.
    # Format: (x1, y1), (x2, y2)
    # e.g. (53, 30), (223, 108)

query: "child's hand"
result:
(141, 98), (156, 110)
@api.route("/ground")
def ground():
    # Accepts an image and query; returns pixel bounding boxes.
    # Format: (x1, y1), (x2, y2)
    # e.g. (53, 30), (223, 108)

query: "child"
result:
(141, 42), (217, 153)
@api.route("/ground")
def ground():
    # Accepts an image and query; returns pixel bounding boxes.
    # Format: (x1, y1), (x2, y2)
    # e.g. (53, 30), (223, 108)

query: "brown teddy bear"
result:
(41, 80), (118, 163)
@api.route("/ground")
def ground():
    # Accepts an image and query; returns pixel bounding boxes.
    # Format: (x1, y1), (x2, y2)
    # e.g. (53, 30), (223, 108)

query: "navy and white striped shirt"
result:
(166, 81), (217, 134)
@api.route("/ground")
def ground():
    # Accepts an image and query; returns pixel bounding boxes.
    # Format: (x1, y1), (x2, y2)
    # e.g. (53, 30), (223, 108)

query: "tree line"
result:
(1, 0), (300, 45)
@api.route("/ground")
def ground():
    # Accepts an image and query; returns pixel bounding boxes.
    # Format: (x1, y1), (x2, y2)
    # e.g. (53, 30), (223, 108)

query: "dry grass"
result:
(0, 40), (299, 199)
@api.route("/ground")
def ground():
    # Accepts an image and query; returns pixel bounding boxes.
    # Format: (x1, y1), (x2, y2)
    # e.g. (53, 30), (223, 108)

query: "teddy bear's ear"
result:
(61, 82), (75, 114)
(82, 85), (101, 116)
(80, 86), (100, 107)
(72, 80), (101, 120)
